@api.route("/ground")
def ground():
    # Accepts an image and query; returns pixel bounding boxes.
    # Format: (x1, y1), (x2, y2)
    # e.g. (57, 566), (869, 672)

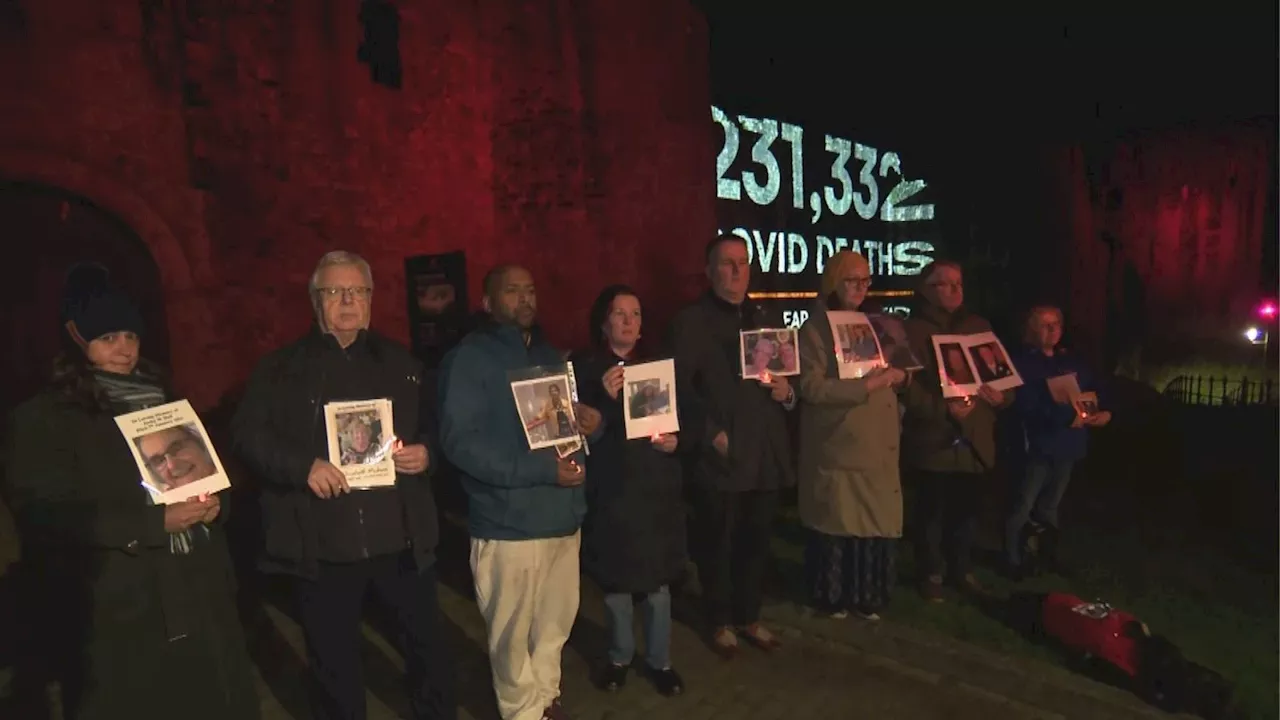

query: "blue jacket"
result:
(1013, 346), (1099, 462)
(439, 321), (597, 540)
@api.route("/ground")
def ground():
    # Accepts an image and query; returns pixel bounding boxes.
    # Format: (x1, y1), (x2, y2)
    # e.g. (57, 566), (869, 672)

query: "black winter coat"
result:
(573, 350), (694, 594)
(667, 291), (796, 492)
(231, 327), (440, 579)
(2, 388), (259, 720)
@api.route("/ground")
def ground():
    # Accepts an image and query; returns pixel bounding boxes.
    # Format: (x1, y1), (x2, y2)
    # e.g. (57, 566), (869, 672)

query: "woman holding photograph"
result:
(901, 260), (1014, 602)
(1006, 305), (1110, 579)
(571, 284), (695, 697)
(1, 265), (258, 720)
(797, 252), (908, 620)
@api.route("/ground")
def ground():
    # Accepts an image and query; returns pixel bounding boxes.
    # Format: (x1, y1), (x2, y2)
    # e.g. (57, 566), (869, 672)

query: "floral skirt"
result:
(804, 531), (896, 614)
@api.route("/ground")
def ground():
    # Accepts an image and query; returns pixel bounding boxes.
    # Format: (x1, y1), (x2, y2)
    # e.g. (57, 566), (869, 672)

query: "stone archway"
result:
(0, 182), (172, 415)
(0, 150), (193, 293)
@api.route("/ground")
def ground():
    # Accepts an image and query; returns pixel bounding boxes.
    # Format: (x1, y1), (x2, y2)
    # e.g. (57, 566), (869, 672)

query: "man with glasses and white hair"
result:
(233, 251), (455, 720)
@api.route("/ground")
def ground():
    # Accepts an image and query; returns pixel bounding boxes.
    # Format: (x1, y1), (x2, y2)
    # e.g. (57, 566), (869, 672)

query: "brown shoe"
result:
(738, 622), (782, 651)
(920, 575), (945, 603)
(711, 625), (739, 660)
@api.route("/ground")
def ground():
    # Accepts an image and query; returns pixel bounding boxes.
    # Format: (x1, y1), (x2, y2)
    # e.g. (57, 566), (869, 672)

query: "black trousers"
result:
(295, 551), (455, 720)
(910, 470), (983, 579)
(693, 488), (779, 627)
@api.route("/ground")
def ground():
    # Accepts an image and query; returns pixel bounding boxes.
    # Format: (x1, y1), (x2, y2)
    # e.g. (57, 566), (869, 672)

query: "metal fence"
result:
(1163, 375), (1279, 406)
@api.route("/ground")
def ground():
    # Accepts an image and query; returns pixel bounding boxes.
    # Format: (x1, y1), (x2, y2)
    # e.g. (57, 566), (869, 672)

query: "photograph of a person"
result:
(941, 342), (976, 386)
(511, 375), (580, 450)
(969, 341), (1015, 383)
(134, 424), (218, 493)
(415, 277), (457, 316)
(621, 358), (680, 439)
(739, 328), (802, 380)
(627, 379), (671, 420)
(323, 398), (397, 488)
(114, 399), (231, 503)
(1074, 391), (1100, 417)
(335, 410), (386, 466)
(866, 312), (924, 371)
(827, 310), (884, 379)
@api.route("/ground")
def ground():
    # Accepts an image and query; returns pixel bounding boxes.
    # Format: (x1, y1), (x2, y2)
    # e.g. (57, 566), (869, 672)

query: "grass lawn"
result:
(770, 505), (1280, 720)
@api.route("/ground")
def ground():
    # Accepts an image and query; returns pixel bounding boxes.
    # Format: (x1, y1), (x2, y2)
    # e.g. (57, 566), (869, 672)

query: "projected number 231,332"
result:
(712, 105), (934, 224)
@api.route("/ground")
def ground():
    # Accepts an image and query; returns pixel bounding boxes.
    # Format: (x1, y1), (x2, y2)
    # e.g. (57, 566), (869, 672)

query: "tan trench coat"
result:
(796, 305), (903, 538)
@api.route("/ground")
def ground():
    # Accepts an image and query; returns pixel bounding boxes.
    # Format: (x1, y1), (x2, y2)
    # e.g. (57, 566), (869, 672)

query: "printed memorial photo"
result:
(827, 310), (884, 379)
(1046, 373), (1082, 404)
(963, 331), (1024, 392)
(932, 335), (980, 398)
(115, 400), (230, 504)
(740, 328), (801, 381)
(1074, 391), (1100, 417)
(866, 312), (925, 371)
(622, 358), (680, 439)
(325, 399), (397, 488)
(511, 374), (580, 451)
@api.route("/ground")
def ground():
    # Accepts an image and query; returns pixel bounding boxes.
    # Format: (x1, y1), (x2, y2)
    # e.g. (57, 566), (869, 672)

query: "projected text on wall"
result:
(712, 105), (940, 324)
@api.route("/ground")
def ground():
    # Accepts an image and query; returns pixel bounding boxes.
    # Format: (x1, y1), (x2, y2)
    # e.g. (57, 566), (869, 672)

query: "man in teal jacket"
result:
(439, 264), (602, 720)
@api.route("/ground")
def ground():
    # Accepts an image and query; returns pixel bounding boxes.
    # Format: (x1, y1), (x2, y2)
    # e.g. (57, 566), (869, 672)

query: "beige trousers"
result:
(470, 532), (581, 720)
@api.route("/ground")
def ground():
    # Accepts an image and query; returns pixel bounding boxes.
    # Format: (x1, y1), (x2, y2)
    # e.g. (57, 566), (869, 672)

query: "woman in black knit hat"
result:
(2, 264), (259, 720)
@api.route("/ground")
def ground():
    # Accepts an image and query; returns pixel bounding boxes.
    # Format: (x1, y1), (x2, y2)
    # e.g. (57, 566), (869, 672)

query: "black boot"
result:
(1041, 525), (1071, 577)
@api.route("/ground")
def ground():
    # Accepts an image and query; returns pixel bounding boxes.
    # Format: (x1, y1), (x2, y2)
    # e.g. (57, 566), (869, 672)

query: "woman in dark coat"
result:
(573, 284), (694, 698)
(1, 265), (259, 720)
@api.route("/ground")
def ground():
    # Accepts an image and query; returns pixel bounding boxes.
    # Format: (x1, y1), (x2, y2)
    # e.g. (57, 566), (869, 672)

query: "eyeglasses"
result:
(843, 277), (872, 290)
(928, 281), (963, 291)
(145, 437), (195, 472)
(316, 286), (373, 301)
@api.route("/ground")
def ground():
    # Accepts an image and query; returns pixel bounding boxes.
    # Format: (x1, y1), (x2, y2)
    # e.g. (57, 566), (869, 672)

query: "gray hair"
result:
(309, 250), (374, 294)
(309, 251), (374, 323)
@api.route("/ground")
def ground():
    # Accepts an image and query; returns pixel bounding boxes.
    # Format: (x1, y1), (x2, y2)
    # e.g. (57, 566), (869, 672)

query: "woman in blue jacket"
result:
(1007, 305), (1111, 578)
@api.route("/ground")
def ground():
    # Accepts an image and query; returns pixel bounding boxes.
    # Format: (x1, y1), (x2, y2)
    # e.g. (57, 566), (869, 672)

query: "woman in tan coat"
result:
(796, 252), (908, 620)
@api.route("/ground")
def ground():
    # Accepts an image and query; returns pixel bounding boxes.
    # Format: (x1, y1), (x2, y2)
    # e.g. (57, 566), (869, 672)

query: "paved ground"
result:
(244, 539), (1174, 720)
(252, 574), (1060, 720)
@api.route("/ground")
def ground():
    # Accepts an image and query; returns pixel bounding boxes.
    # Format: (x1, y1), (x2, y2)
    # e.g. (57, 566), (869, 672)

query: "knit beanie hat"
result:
(60, 262), (145, 349)
(820, 251), (870, 298)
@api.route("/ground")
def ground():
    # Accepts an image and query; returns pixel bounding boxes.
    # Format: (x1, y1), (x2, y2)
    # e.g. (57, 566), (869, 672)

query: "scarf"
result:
(95, 369), (208, 555)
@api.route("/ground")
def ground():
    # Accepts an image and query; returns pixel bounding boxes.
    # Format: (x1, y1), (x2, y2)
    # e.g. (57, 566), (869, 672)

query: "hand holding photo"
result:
(511, 374), (579, 451)
(115, 400), (230, 505)
(740, 328), (801, 381)
(622, 359), (680, 440)
(827, 310), (885, 379)
(1073, 391), (1100, 418)
(932, 332), (1023, 398)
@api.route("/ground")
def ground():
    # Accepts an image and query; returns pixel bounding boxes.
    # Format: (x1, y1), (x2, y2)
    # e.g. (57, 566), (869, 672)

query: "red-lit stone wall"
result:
(0, 0), (714, 410)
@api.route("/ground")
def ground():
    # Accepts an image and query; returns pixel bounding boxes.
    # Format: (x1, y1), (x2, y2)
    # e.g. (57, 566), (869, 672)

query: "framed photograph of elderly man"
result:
(114, 400), (230, 504)
(622, 359), (680, 439)
(739, 328), (801, 381)
(827, 311), (885, 379)
(511, 374), (580, 451)
(324, 398), (397, 489)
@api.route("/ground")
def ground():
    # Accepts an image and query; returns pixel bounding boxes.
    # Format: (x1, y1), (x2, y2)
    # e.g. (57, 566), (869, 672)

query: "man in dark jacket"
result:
(438, 264), (603, 720)
(901, 260), (1014, 602)
(669, 234), (796, 658)
(232, 251), (454, 720)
